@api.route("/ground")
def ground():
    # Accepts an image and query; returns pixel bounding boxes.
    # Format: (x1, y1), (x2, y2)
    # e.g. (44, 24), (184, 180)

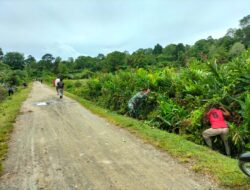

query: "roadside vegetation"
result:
(0, 49), (32, 173)
(63, 51), (250, 157)
(0, 86), (31, 173)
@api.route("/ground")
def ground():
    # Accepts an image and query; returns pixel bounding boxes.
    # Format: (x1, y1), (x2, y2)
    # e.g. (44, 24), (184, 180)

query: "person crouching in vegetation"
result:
(57, 78), (64, 99)
(128, 88), (151, 118)
(202, 104), (231, 156)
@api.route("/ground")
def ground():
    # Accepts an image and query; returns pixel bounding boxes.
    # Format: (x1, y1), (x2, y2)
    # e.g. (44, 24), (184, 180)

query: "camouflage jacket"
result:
(128, 91), (147, 106)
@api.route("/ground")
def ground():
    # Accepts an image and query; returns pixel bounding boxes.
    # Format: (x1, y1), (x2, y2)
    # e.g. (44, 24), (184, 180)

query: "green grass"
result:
(0, 86), (31, 173)
(65, 91), (250, 189)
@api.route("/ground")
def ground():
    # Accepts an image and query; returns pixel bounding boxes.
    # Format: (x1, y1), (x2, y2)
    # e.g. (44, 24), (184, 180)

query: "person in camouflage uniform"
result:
(128, 88), (151, 117)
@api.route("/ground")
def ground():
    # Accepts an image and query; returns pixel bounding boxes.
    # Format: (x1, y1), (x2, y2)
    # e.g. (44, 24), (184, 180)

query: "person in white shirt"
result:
(55, 78), (60, 95)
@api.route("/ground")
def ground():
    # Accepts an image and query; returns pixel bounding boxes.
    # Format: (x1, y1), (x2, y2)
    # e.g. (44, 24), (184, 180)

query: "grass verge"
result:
(65, 91), (250, 189)
(0, 86), (31, 173)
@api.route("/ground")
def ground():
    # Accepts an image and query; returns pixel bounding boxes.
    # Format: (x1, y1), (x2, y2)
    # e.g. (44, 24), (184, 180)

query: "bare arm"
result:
(220, 106), (230, 117)
(145, 89), (151, 95)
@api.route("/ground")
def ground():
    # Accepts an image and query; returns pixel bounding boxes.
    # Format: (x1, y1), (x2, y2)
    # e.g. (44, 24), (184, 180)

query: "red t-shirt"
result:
(207, 109), (228, 129)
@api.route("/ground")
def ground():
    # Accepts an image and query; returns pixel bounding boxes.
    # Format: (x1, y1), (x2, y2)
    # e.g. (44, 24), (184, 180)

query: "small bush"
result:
(0, 86), (7, 102)
(74, 81), (82, 88)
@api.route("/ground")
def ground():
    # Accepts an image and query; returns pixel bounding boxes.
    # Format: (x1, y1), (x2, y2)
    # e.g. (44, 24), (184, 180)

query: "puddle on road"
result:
(34, 99), (76, 106)
(36, 102), (49, 106)
(34, 100), (57, 106)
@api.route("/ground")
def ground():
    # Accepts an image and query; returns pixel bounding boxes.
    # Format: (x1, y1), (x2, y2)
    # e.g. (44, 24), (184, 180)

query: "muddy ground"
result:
(0, 82), (221, 190)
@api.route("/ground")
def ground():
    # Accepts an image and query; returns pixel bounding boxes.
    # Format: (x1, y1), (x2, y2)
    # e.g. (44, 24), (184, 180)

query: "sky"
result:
(0, 0), (250, 60)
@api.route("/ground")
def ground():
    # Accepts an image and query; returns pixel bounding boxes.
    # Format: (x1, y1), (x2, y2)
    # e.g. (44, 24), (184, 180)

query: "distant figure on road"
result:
(23, 82), (27, 88)
(57, 78), (64, 99)
(8, 86), (14, 96)
(55, 77), (60, 95)
(128, 88), (151, 118)
(202, 104), (231, 156)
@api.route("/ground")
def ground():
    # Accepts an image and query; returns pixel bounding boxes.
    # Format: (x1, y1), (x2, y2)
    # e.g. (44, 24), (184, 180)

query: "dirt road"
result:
(0, 82), (219, 190)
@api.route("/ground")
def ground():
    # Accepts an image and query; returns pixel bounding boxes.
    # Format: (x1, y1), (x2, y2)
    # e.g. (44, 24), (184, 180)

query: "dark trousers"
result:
(8, 89), (14, 96)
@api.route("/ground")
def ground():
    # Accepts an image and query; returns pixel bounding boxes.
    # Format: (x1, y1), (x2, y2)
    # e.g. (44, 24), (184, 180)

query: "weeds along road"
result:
(0, 82), (219, 190)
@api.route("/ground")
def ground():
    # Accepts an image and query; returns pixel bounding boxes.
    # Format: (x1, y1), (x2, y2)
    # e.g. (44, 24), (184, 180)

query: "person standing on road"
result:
(8, 86), (14, 96)
(202, 104), (231, 155)
(57, 78), (64, 99)
(55, 77), (60, 95)
(128, 88), (151, 118)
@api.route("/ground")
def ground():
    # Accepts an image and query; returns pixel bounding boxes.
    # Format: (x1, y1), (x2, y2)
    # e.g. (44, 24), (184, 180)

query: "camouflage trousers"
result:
(128, 103), (138, 118)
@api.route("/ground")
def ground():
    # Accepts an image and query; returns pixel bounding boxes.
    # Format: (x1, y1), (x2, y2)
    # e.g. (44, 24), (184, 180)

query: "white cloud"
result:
(0, 0), (250, 59)
(45, 43), (81, 58)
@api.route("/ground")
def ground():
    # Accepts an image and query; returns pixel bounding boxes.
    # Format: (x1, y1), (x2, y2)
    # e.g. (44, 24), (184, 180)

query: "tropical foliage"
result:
(64, 50), (250, 156)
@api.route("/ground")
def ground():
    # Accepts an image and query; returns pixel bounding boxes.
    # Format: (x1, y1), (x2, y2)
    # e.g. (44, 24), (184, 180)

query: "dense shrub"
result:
(0, 62), (29, 88)
(65, 50), (250, 156)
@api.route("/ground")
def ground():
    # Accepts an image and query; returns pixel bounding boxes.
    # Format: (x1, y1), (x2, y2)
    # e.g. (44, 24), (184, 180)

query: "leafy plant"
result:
(155, 98), (187, 132)
(229, 123), (249, 155)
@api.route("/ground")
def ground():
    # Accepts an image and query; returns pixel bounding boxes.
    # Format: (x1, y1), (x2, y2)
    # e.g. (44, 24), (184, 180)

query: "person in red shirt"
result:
(202, 104), (231, 155)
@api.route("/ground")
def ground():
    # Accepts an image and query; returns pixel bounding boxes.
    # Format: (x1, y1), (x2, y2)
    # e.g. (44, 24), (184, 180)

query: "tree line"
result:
(0, 15), (250, 81)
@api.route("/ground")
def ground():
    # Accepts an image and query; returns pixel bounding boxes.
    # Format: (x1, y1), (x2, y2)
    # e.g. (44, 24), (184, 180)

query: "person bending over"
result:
(128, 88), (151, 118)
(202, 104), (231, 155)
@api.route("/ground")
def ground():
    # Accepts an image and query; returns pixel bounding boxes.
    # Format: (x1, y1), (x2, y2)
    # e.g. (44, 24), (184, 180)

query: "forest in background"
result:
(0, 15), (250, 157)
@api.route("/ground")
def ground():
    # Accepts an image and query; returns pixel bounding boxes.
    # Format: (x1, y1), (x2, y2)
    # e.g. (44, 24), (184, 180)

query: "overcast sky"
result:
(0, 0), (250, 60)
